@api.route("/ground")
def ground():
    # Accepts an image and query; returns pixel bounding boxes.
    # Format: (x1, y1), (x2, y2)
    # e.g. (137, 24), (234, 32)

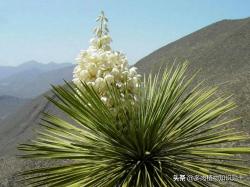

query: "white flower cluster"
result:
(73, 12), (141, 106)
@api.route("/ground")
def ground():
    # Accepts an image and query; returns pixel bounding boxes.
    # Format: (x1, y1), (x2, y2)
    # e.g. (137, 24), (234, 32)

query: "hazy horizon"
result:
(0, 60), (73, 67)
(1, 0), (250, 66)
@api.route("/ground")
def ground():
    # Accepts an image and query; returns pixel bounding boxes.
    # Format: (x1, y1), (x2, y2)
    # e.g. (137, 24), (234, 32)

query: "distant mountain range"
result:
(0, 17), (249, 185)
(0, 61), (74, 134)
(0, 61), (74, 98)
(0, 60), (71, 80)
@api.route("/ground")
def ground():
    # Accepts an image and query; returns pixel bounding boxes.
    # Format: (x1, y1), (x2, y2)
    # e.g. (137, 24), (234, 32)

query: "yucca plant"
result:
(18, 11), (250, 187)
(18, 62), (250, 187)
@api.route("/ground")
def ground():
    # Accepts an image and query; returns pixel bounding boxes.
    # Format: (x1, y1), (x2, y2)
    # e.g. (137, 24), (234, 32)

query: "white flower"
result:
(73, 11), (141, 106)
(104, 74), (114, 84)
(80, 70), (89, 80)
(132, 77), (139, 87)
(122, 71), (129, 79)
(128, 77), (137, 89)
(101, 96), (107, 103)
(87, 63), (97, 76)
(73, 66), (81, 74)
(73, 78), (80, 85)
(111, 67), (120, 78)
(95, 77), (106, 91)
(129, 67), (138, 77)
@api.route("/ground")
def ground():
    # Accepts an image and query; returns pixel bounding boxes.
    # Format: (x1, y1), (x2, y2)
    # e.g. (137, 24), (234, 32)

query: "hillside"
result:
(136, 17), (250, 133)
(136, 18), (250, 78)
(0, 95), (30, 121)
(0, 91), (68, 185)
(0, 91), (59, 156)
(0, 17), (250, 185)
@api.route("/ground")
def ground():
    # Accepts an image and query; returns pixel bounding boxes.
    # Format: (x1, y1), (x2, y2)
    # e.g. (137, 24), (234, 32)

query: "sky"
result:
(0, 0), (250, 66)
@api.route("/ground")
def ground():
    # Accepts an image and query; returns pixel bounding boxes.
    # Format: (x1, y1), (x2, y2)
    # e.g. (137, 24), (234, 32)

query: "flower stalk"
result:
(73, 11), (141, 108)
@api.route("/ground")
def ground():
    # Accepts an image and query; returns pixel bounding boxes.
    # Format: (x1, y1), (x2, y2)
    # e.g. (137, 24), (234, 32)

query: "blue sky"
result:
(0, 0), (250, 66)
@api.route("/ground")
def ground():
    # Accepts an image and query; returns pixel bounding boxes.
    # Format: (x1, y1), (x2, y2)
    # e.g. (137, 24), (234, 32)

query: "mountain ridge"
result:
(136, 17), (250, 75)
(0, 61), (72, 80)
(135, 16), (250, 134)
(0, 62), (74, 98)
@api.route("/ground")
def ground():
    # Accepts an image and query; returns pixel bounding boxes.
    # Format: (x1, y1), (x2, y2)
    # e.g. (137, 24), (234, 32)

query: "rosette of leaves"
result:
(18, 63), (250, 187)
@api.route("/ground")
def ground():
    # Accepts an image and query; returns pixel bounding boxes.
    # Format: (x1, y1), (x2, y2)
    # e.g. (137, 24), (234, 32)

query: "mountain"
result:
(136, 18), (250, 78)
(0, 60), (71, 80)
(0, 61), (64, 130)
(0, 66), (17, 80)
(0, 95), (30, 121)
(135, 17), (250, 134)
(17, 60), (71, 72)
(0, 91), (56, 155)
(0, 92), (60, 185)
(0, 17), (250, 185)
(0, 61), (74, 98)
(0, 66), (74, 98)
